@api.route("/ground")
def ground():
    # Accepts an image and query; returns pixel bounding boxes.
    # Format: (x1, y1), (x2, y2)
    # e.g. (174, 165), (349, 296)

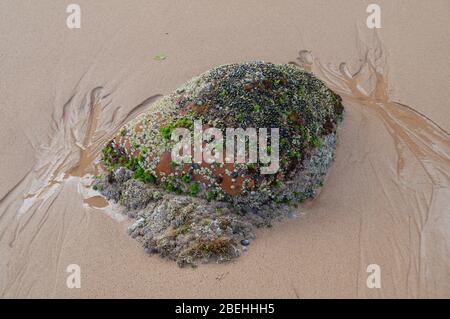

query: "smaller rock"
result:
(287, 211), (298, 219)
(145, 247), (159, 254)
(240, 239), (250, 246)
(114, 167), (132, 183)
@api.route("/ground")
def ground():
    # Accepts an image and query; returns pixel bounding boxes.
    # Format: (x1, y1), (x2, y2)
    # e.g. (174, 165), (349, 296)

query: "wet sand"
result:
(0, 0), (449, 298)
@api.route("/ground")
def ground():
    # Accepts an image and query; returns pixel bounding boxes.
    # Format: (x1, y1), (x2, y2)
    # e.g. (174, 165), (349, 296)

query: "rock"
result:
(100, 61), (343, 208)
(240, 239), (250, 246)
(145, 247), (159, 254)
(288, 211), (298, 219)
(95, 61), (344, 267)
(114, 166), (132, 183)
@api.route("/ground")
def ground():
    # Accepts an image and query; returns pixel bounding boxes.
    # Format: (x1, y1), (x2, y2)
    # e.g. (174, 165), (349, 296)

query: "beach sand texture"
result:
(0, 0), (449, 298)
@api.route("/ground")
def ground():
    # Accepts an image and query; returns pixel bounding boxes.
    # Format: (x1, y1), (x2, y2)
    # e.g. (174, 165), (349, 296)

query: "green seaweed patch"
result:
(133, 166), (156, 184)
(310, 135), (322, 148)
(288, 150), (301, 159)
(182, 174), (191, 183)
(159, 118), (194, 141)
(163, 179), (178, 193)
(188, 182), (200, 197)
(206, 190), (218, 201)
(252, 103), (261, 113)
(153, 53), (167, 61)
(101, 142), (130, 171)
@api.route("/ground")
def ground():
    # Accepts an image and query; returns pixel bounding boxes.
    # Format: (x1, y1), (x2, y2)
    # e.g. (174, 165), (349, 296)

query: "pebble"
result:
(288, 211), (298, 219)
(145, 247), (159, 254)
(240, 239), (250, 246)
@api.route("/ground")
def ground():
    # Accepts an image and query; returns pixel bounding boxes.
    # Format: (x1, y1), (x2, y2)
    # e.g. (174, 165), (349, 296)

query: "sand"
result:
(0, 0), (449, 298)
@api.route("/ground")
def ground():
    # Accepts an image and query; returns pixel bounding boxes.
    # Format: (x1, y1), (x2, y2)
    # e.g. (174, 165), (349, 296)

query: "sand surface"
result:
(0, 0), (449, 298)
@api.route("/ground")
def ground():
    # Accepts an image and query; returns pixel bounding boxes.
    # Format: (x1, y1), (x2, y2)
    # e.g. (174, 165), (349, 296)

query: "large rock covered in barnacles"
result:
(95, 61), (343, 266)
(100, 61), (343, 211)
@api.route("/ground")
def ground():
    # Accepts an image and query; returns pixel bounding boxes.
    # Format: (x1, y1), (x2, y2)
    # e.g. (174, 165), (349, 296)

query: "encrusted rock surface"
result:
(94, 61), (344, 266)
